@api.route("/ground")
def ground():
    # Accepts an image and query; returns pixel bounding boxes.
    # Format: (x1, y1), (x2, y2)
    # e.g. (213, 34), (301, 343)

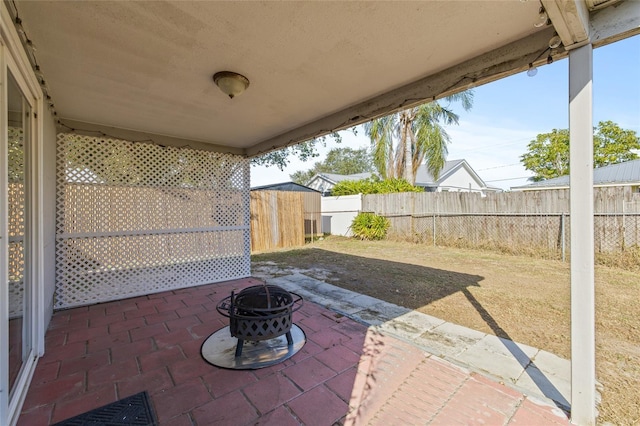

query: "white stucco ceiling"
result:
(12, 1), (639, 155)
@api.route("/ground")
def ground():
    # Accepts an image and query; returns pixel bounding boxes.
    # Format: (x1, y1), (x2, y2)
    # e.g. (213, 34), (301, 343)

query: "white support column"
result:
(569, 44), (596, 426)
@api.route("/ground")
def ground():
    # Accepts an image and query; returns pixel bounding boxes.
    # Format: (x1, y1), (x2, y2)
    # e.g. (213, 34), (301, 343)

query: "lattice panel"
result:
(8, 241), (24, 318)
(8, 127), (25, 317)
(55, 133), (251, 309)
(8, 127), (24, 184)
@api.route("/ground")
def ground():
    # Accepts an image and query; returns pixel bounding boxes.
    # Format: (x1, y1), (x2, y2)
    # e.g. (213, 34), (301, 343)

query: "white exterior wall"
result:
(320, 194), (362, 236)
(438, 167), (483, 192)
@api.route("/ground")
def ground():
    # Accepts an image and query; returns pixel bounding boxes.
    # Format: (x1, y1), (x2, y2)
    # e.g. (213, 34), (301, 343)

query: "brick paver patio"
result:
(18, 278), (571, 425)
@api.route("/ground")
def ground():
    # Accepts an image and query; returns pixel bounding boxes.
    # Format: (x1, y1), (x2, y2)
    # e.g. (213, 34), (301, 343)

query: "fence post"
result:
(561, 213), (566, 262)
(411, 214), (414, 243)
(432, 214), (436, 247)
(622, 201), (626, 250)
(411, 192), (415, 242)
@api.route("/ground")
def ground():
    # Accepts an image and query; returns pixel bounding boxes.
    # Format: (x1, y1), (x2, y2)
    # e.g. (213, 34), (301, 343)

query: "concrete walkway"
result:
(260, 271), (572, 412)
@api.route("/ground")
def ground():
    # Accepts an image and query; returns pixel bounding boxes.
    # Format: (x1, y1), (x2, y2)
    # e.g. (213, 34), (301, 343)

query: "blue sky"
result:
(251, 34), (640, 190)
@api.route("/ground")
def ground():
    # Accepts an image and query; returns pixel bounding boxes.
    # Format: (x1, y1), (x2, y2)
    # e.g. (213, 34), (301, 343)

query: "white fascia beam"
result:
(245, 27), (557, 158)
(589, 0), (640, 47)
(57, 119), (245, 156)
(542, 0), (591, 49)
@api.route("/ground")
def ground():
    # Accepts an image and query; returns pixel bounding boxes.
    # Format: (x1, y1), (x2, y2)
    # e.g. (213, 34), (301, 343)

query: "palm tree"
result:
(365, 91), (473, 184)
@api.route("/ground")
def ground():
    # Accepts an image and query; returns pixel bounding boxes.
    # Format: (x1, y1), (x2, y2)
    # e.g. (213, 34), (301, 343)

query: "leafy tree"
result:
(520, 129), (570, 181)
(521, 121), (640, 181)
(290, 147), (373, 184)
(365, 91), (473, 184)
(251, 140), (324, 171)
(251, 130), (357, 171)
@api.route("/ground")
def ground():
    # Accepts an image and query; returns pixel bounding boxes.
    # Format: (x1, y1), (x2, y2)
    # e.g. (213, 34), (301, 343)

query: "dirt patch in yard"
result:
(252, 236), (639, 425)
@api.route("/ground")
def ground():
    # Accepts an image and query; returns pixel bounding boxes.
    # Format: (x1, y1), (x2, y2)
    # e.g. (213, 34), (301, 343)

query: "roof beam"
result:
(58, 119), (245, 156)
(589, 0), (640, 47)
(543, 0), (640, 50)
(245, 27), (557, 158)
(246, 0), (639, 160)
(542, 0), (591, 50)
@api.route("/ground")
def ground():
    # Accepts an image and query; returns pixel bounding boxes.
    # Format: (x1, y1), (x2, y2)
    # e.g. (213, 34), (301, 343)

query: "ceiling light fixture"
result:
(213, 71), (250, 99)
(527, 63), (538, 77)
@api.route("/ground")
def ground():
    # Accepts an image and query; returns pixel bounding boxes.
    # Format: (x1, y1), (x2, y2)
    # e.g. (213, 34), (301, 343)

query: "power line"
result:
(476, 163), (521, 171)
(485, 176), (532, 182)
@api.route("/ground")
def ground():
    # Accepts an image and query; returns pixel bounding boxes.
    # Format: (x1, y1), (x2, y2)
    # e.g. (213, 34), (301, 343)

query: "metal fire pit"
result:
(216, 284), (303, 357)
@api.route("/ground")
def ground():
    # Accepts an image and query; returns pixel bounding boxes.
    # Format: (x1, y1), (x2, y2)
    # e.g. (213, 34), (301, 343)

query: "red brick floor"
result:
(18, 278), (571, 425)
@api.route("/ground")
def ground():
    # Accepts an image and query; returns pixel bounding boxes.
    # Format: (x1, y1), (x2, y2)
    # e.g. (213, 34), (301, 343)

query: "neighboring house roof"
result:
(511, 159), (640, 191)
(316, 172), (374, 185)
(414, 159), (461, 186)
(251, 182), (320, 192)
(305, 172), (375, 195)
(414, 159), (488, 189)
(306, 160), (496, 194)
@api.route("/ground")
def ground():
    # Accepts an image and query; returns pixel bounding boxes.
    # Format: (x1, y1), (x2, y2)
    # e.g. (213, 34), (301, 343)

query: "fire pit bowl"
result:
(216, 284), (303, 357)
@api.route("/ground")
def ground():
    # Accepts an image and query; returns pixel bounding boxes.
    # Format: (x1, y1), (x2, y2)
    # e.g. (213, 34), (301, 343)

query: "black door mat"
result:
(52, 391), (157, 426)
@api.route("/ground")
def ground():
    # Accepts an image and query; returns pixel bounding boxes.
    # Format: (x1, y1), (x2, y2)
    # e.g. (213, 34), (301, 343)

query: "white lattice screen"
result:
(8, 127), (25, 318)
(55, 133), (250, 309)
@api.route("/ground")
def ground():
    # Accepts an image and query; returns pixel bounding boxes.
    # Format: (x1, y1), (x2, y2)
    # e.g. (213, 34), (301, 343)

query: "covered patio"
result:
(1, 1), (639, 425)
(18, 277), (571, 425)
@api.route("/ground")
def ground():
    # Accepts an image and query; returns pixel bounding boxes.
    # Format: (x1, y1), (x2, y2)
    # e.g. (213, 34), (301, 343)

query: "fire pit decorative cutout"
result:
(201, 284), (306, 370)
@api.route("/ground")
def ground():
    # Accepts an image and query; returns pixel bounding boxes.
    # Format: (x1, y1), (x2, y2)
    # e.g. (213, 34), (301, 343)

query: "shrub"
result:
(374, 178), (424, 194)
(350, 212), (390, 240)
(332, 178), (423, 196)
(331, 179), (372, 196)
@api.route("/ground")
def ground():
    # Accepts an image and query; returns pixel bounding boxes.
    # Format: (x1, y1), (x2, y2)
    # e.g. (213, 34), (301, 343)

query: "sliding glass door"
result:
(6, 69), (33, 404)
(1, 16), (42, 422)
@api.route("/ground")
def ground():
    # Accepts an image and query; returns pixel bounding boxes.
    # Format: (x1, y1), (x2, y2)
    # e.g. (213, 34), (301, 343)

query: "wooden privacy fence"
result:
(251, 190), (318, 252)
(302, 191), (322, 240)
(363, 187), (640, 215)
(363, 187), (640, 259)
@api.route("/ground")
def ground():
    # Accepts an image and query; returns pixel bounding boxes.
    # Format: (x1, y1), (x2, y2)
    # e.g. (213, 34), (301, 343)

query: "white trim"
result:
(57, 225), (251, 240)
(59, 119), (244, 156)
(434, 160), (465, 183)
(7, 356), (36, 426)
(0, 6), (41, 101)
(3, 56), (39, 426)
(0, 32), (9, 426)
